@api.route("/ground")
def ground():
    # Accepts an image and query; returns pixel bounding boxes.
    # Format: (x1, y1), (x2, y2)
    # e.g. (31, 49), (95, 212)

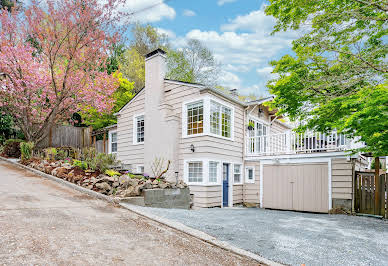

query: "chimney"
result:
(144, 48), (178, 180)
(230, 89), (238, 97)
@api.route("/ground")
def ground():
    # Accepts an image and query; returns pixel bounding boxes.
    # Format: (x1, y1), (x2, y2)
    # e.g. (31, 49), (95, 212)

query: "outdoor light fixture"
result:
(190, 144), (195, 152)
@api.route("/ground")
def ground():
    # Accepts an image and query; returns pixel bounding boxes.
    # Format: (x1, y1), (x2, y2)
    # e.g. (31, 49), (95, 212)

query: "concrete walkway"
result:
(139, 206), (388, 266)
(0, 161), (258, 265)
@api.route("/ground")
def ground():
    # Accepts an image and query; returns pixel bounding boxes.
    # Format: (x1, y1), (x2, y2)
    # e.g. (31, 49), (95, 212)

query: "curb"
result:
(0, 157), (282, 266)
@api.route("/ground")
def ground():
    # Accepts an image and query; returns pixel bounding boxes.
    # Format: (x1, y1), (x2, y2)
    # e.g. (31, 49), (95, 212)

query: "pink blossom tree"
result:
(0, 0), (128, 144)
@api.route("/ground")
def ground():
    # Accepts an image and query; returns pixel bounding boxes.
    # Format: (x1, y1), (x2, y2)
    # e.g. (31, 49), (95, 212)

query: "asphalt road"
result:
(0, 161), (258, 265)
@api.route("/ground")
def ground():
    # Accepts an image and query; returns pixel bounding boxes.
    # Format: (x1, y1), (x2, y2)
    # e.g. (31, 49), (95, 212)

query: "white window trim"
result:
(132, 113), (145, 145)
(233, 164), (243, 185)
(183, 158), (243, 186)
(182, 95), (235, 141)
(108, 130), (117, 154)
(245, 166), (255, 184)
(136, 165), (144, 174)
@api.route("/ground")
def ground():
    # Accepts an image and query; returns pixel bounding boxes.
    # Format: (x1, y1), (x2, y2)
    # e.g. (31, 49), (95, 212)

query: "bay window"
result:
(183, 96), (234, 140)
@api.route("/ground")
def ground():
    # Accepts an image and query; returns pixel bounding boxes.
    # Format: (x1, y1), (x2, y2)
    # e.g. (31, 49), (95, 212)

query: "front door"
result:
(223, 163), (229, 207)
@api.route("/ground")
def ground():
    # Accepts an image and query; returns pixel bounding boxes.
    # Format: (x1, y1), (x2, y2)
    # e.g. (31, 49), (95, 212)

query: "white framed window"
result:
(136, 165), (144, 174)
(109, 131), (117, 154)
(209, 161), (218, 183)
(233, 164), (242, 184)
(183, 96), (234, 140)
(245, 166), (255, 183)
(187, 101), (204, 136)
(188, 162), (203, 183)
(133, 114), (144, 144)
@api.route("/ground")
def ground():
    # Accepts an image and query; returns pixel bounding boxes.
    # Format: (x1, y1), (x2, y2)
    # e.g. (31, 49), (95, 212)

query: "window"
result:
(134, 115), (144, 144)
(187, 101), (204, 135)
(137, 165), (144, 174)
(110, 132), (117, 153)
(188, 162), (203, 183)
(245, 167), (255, 183)
(210, 100), (232, 138)
(209, 161), (218, 183)
(234, 164), (241, 183)
(184, 97), (234, 140)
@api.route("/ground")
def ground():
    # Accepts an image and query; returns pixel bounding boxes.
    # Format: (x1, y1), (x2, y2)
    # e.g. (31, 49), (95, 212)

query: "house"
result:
(107, 48), (367, 212)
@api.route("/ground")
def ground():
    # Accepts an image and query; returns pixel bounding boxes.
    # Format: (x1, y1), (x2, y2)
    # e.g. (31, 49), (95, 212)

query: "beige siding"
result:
(271, 120), (289, 134)
(233, 184), (243, 204)
(243, 161), (260, 204)
(190, 185), (221, 208)
(331, 158), (353, 200)
(117, 90), (145, 169)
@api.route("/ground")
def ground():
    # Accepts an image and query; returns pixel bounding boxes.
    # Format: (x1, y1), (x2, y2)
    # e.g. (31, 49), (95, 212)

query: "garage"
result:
(262, 163), (329, 213)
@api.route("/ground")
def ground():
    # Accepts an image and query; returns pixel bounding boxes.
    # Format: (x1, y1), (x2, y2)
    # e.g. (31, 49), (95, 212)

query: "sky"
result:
(120, 0), (302, 97)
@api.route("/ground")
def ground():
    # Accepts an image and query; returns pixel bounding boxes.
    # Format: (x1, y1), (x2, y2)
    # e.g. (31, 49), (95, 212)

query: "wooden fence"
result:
(355, 171), (388, 218)
(37, 125), (92, 149)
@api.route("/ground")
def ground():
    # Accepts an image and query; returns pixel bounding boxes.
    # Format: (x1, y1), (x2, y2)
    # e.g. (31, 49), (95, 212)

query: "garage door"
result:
(263, 163), (329, 213)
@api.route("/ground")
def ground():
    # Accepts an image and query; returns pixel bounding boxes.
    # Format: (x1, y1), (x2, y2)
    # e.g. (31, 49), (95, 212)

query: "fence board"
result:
(37, 125), (91, 149)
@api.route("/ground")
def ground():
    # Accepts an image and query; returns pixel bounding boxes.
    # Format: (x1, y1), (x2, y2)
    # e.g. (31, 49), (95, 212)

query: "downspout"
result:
(243, 106), (249, 204)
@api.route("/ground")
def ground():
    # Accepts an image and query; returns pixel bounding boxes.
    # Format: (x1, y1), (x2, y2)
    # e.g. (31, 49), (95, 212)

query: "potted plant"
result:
(247, 121), (255, 131)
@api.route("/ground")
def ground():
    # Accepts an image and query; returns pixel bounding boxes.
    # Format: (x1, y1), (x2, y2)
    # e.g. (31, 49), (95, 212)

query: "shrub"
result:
(93, 153), (118, 172)
(20, 142), (34, 161)
(105, 169), (121, 177)
(44, 147), (57, 161)
(72, 160), (88, 170)
(2, 139), (23, 158)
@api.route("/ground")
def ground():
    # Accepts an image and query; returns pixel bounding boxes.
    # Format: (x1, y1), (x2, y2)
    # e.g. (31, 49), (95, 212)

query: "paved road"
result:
(0, 161), (257, 265)
(141, 205), (388, 266)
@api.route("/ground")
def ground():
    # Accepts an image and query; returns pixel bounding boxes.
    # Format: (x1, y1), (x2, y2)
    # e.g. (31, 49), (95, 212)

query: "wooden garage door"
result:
(263, 163), (329, 213)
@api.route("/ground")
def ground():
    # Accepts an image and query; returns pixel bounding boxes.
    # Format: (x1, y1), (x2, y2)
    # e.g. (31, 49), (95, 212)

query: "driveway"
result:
(0, 161), (257, 265)
(139, 206), (388, 266)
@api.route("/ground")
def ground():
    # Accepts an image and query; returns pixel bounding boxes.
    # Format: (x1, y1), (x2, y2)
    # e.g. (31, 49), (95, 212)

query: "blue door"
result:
(223, 163), (229, 207)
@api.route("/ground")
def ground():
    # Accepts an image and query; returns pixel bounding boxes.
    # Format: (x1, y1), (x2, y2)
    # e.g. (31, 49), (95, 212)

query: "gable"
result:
(115, 87), (145, 115)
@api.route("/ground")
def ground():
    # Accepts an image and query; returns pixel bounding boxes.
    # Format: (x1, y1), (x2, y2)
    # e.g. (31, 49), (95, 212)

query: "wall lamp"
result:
(190, 144), (195, 152)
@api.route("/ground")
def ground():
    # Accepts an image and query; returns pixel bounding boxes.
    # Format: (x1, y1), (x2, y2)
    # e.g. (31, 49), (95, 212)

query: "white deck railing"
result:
(246, 131), (362, 156)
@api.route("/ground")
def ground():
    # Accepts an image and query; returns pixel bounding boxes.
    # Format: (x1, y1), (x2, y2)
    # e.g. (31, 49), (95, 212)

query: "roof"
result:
(145, 48), (166, 59)
(164, 79), (204, 87)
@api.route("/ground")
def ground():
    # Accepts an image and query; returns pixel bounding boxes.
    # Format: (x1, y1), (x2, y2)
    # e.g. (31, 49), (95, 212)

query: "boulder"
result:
(62, 163), (73, 170)
(159, 182), (170, 189)
(56, 167), (69, 179)
(95, 182), (111, 192)
(112, 181), (119, 188)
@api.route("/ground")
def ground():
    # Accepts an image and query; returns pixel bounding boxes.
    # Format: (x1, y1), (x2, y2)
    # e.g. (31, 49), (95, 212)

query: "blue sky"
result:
(124, 0), (300, 97)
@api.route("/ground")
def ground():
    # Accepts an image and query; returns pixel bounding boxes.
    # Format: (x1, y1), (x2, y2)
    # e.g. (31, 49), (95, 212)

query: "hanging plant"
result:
(247, 121), (255, 130)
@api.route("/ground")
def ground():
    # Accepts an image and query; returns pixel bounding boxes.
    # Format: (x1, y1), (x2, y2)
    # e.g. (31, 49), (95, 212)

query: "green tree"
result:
(82, 72), (135, 129)
(265, 0), (388, 156)
(1, 0), (21, 12)
(119, 23), (169, 92)
(166, 39), (220, 87)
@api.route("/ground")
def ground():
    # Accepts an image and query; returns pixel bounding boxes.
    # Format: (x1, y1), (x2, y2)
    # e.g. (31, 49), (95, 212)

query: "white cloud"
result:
(221, 8), (274, 33)
(183, 9), (196, 17)
(157, 28), (176, 39)
(118, 0), (176, 23)
(217, 0), (237, 6)
(218, 71), (241, 88)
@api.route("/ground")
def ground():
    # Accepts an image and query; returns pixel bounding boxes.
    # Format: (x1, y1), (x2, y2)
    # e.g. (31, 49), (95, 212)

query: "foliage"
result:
(44, 147), (57, 161)
(166, 39), (220, 87)
(0, 110), (24, 143)
(20, 142), (34, 161)
(82, 72), (135, 129)
(265, 0), (388, 156)
(2, 138), (22, 157)
(105, 169), (121, 177)
(247, 121), (255, 129)
(0, 0), (124, 144)
(79, 147), (118, 172)
(0, 0), (21, 12)
(72, 160), (88, 170)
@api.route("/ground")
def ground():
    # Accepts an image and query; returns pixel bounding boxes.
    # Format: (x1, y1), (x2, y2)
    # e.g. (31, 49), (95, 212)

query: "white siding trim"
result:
(132, 113), (145, 145)
(259, 158), (332, 210)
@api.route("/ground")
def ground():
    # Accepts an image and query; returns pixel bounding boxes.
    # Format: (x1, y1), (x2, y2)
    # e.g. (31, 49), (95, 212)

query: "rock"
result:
(159, 182), (169, 189)
(112, 182), (119, 188)
(95, 182), (111, 191)
(56, 167), (68, 179)
(152, 179), (159, 185)
(73, 175), (83, 183)
(62, 163), (72, 170)
(144, 181), (153, 190)
(123, 187), (135, 197)
(86, 185), (93, 190)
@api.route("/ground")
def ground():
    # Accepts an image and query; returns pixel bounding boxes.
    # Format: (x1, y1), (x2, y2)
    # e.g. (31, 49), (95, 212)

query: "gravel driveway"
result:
(140, 206), (388, 265)
(0, 161), (257, 265)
